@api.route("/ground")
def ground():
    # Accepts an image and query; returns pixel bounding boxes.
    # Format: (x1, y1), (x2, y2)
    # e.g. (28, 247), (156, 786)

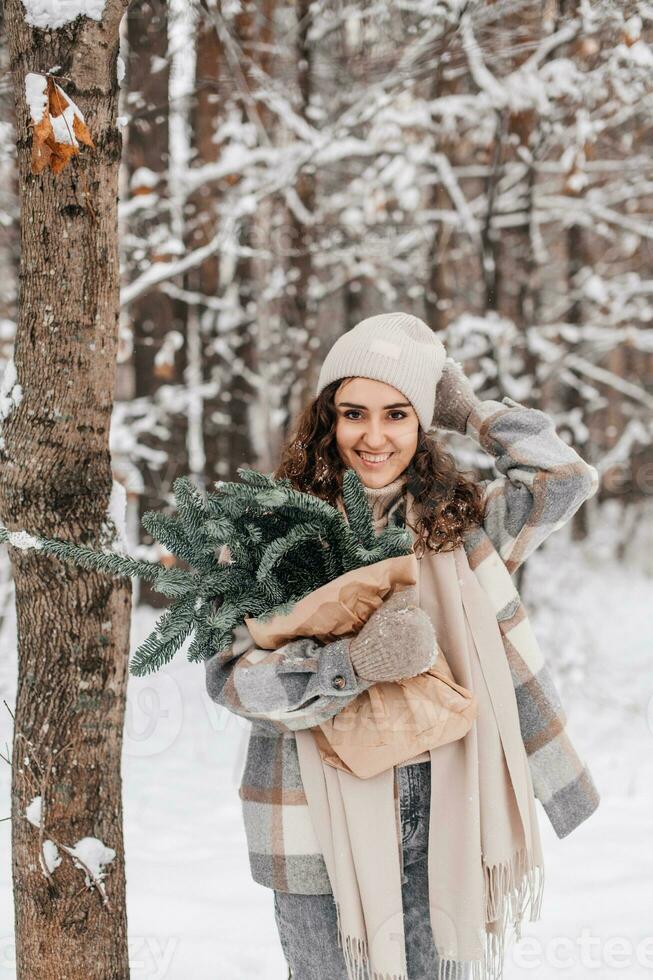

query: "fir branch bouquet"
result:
(0, 468), (413, 678)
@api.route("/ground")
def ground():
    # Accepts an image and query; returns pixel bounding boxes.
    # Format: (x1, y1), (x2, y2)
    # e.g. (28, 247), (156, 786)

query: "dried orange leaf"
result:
(73, 114), (95, 149)
(25, 71), (94, 175)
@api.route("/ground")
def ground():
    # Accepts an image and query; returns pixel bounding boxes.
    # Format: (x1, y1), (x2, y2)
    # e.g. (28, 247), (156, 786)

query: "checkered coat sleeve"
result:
(461, 394), (601, 838)
(204, 546), (374, 735)
(466, 395), (600, 575)
(466, 396), (599, 574)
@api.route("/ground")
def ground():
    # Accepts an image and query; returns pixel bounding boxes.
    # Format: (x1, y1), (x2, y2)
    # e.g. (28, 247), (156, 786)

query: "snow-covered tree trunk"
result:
(185, 1), (224, 486)
(424, 51), (458, 335)
(126, 0), (188, 607)
(2, 2), (131, 976)
(216, 2), (260, 478)
(281, 0), (317, 427)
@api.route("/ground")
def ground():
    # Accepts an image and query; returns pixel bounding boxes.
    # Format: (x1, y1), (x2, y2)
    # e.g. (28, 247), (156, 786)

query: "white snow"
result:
(582, 273), (609, 305)
(42, 839), (61, 874)
(24, 796), (41, 828)
(5, 531), (43, 551)
(623, 16), (642, 44)
(22, 786), (112, 885)
(621, 39), (653, 67)
(0, 359), (23, 423)
(49, 82), (86, 147)
(1, 508), (652, 977)
(153, 330), (184, 370)
(102, 478), (128, 551)
(24, 73), (48, 125)
(24, 73), (87, 147)
(20, 0), (106, 30)
(62, 836), (116, 888)
(129, 167), (159, 192)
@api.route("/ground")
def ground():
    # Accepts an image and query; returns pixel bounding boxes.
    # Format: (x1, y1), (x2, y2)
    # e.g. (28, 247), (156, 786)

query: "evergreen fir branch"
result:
(129, 620), (197, 676)
(319, 538), (340, 582)
(257, 569), (286, 607)
(215, 481), (261, 505)
(233, 468), (276, 487)
(196, 566), (251, 600)
(155, 595), (198, 644)
(3, 465), (414, 679)
(253, 488), (290, 507)
(342, 468), (377, 550)
(243, 523), (264, 544)
(38, 538), (162, 582)
(152, 567), (197, 598)
(172, 476), (210, 557)
(238, 493), (360, 571)
(256, 598), (296, 622)
(241, 591), (269, 618)
(186, 621), (215, 664)
(376, 524), (413, 554)
(219, 535), (257, 571)
(206, 601), (241, 634)
(203, 517), (238, 543)
(140, 511), (194, 564)
(256, 522), (324, 585)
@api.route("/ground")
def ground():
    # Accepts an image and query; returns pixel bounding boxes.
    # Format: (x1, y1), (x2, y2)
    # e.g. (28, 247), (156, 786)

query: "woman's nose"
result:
(360, 420), (390, 447)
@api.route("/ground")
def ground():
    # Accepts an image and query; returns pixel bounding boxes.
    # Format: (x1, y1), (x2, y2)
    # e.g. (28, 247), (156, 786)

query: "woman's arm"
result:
(203, 550), (434, 734)
(204, 624), (372, 735)
(205, 541), (372, 733)
(433, 358), (599, 574)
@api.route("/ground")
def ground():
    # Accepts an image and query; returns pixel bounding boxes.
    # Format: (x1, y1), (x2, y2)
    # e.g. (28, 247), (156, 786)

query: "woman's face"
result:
(333, 377), (419, 488)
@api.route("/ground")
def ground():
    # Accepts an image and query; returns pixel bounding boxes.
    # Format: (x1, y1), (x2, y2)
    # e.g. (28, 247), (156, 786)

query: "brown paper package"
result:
(245, 553), (477, 779)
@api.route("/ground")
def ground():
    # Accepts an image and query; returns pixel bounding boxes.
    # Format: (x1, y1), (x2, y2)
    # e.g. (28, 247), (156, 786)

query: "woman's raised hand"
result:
(432, 356), (480, 434)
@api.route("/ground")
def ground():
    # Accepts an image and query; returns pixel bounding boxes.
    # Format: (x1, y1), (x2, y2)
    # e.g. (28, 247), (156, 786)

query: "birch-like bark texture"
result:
(2, 2), (131, 977)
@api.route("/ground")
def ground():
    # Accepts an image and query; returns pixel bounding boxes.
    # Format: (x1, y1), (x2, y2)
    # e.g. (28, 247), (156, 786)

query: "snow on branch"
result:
(564, 354), (653, 410)
(21, 0), (106, 30)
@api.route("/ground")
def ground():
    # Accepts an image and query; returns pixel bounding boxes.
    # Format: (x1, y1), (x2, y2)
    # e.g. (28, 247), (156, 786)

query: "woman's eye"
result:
(342, 411), (406, 421)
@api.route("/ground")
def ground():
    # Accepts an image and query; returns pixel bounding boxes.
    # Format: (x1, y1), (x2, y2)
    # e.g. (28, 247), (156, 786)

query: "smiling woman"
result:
(207, 311), (600, 980)
(333, 377), (419, 488)
(273, 331), (486, 558)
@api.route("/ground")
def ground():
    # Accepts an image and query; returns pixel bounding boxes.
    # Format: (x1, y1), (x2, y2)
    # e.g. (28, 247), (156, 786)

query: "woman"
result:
(204, 312), (600, 980)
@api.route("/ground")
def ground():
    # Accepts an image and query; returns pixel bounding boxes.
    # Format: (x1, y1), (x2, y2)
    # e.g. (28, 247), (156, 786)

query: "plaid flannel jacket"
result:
(204, 395), (601, 894)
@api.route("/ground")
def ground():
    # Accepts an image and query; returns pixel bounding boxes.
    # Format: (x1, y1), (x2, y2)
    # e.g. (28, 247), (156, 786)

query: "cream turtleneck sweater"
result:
(360, 472), (430, 767)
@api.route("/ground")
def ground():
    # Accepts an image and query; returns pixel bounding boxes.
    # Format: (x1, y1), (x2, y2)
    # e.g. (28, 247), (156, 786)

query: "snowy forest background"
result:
(1, 1), (652, 978)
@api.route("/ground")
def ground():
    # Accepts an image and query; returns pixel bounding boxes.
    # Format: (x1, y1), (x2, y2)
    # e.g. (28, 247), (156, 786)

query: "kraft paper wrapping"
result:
(245, 553), (419, 648)
(244, 554), (477, 779)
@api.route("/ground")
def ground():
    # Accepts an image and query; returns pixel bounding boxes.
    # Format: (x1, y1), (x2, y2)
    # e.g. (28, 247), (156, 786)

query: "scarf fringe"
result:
(334, 900), (408, 980)
(333, 847), (545, 980)
(476, 846), (546, 980)
(484, 844), (545, 931)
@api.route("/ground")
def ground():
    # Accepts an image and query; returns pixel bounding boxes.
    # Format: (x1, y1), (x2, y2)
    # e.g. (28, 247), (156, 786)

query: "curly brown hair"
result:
(273, 379), (486, 558)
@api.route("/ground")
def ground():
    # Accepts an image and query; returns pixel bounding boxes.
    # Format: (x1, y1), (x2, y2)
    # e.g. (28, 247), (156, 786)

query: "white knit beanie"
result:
(315, 311), (446, 431)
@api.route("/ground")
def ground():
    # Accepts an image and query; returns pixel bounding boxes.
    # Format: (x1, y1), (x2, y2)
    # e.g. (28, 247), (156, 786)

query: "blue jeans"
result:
(273, 762), (471, 979)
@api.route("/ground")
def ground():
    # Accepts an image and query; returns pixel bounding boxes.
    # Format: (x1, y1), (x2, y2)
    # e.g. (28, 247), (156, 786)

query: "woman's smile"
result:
(356, 450), (395, 468)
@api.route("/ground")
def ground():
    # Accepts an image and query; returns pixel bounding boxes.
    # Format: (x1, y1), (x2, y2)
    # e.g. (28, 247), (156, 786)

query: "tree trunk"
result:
(214, 1), (262, 479)
(126, 0), (186, 607)
(185, 1), (225, 487)
(281, 0), (317, 431)
(2, 3), (131, 977)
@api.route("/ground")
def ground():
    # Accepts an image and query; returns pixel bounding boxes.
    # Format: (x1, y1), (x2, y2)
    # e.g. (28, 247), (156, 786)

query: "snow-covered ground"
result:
(1, 505), (652, 979)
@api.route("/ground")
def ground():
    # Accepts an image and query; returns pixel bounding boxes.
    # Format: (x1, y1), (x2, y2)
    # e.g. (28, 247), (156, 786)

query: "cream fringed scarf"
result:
(295, 533), (545, 980)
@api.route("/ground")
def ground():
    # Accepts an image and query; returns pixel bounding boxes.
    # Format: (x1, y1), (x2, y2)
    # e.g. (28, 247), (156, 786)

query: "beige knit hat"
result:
(315, 311), (446, 431)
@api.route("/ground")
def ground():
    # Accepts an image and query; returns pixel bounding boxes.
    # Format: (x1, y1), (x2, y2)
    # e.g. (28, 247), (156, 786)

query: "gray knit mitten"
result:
(349, 587), (437, 683)
(432, 357), (481, 434)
